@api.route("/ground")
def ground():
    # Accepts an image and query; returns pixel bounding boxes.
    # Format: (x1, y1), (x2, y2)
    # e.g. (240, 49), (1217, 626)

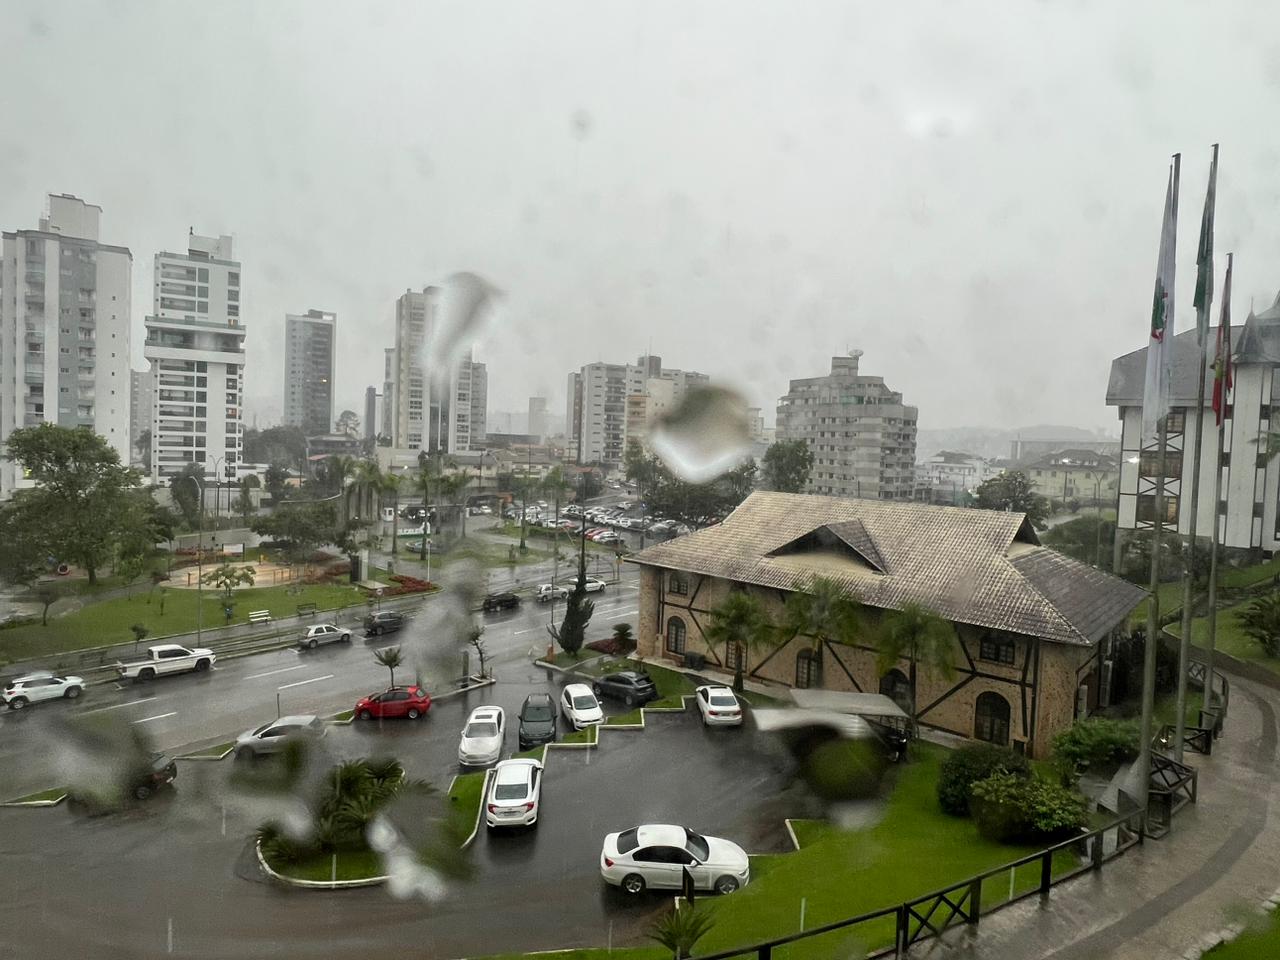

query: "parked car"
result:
(3, 671), (85, 709)
(695, 685), (743, 726)
(560, 683), (604, 730)
(234, 715), (326, 760)
(595, 532), (625, 546)
(478, 505), (493, 515)
(572, 577), (607, 593)
(354, 685), (432, 720)
(298, 623), (352, 649)
(457, 706), (505, 766)
(69, 752), (177, 808)
(536, 583), (569, 603)
(483, 592), (521, 612)
(593, 671), (658, 707)
(362, 610), (405, 636)
(518, 693), (557, 749)
(405, 539), (433, 553)
(485, 758), (543, 829)
(600, 824), (750, 895)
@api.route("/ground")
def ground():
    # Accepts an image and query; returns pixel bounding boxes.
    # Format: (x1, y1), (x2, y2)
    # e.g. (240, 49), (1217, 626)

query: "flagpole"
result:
(1139, 152), (1179, 818)
(1204, 251), (1233, 729)
(1174, 144), (1218, 762)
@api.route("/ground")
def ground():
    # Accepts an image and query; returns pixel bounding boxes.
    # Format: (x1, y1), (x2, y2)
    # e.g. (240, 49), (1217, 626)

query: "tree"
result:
(134, 428), (152, 468)
(624, 439), (661, 502)
(0, 501), (49, 588)
(705, 591), (772, 691)
(336, 410), (360, 438)
(974, 471), (1050, 531)
(550, 551), (594, 657)
(33, 581), (61, 626)
(169, 463), (205, 529)
(380, 472), (402, 554)
(374, 645), (404, 687)
(130, 623), (149, 653)
(611, 622), (636, 656)
(467, 626), (490, 678)
(3, 424), (140, 585)
(243, 425), (306, 467)
(761, 439), (813, 493)
(875, 602), (957, 721)
(647, 905), (715, 960)
(252, 501), (341, 567)
(1238, 593), (1280, 658)
(628, 448), (756, 528)
(263, 463), (290, 503)
(201, 562), (256, 604)
(780, 576), (863, 650)
(117, 552), (148, 598)
(234, 475), (259, 523)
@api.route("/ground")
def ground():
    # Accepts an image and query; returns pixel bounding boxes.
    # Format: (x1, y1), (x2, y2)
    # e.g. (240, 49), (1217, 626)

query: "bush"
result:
(936, 743), (1031, 816)
(1238, 592), (1280, 658)
(1051, 717), (1140, 773)
(970, 772), (1087, 844)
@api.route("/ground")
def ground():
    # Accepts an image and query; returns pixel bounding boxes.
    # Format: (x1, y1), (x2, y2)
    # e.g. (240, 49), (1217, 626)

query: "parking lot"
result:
(0, 659), (818, 959)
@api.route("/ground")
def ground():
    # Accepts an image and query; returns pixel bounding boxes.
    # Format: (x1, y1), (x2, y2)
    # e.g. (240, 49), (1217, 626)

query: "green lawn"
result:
(561, 725), (599, 745)
(1206, 909), (1280, 958)
(695, 744), (1080, 958)
(3, 787), (67, 804)
(0, 579), (379, 662)
(475, 952), (661, 960)
(273, 848), (385, 882)
(449, 771), (486, 835)
(1167, 602), (1280, 679)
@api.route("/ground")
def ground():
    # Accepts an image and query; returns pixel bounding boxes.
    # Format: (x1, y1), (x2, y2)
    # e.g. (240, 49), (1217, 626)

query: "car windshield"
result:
(685, 831), (710, 861)
(464, 722), (498, 738)
(572, 696), (597, 710)
(523, 704), (552, 721)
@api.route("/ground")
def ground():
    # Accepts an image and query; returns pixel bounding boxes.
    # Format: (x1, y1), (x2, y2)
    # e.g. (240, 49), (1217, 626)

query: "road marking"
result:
(513, 626), (544, 636)
(131, 711), (177, 724)
(278, 674), (334, 690)
(245, 664), (307, 681)
(84, 697), (157, 713)
(603, 608), (638, 620)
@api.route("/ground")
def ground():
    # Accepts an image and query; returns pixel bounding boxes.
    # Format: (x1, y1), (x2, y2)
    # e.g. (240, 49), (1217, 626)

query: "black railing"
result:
(1157, 723), (1213, 756)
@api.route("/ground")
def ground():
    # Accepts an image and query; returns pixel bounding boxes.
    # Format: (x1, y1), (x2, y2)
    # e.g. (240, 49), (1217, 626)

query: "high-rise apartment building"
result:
(129, 368), (154, 467)
(467, 360), (487, 446)
(567, 354), (709, 467)
(364, 386), (378, 442)
(623, 378), (677, 454)
(282, 309), (336, 436)
(143, 232), (245, 484)
(381, 347), (396, 440)
(528, 396), (548, 441)
(776, 351), (918, 500)
(1, 194), (132, 497)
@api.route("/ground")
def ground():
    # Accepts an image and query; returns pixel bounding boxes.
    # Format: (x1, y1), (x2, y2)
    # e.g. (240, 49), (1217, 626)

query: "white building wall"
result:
(93, 245), (132, 464)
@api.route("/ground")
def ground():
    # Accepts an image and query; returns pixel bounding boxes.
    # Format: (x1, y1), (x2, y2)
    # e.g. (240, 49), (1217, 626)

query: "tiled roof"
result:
(1107, 323), (1243, 405)
(629, 491), (1146, 646)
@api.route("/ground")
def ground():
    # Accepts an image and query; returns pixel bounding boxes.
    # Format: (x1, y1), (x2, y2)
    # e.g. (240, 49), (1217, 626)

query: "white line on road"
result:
(278, 674), (334, 690)
(131, 712), (177, 724)
(84, 697), (157, 713)
(603, 609), (638, 620)
(513, 626), (544, 636)
(245, 664), (307, 681)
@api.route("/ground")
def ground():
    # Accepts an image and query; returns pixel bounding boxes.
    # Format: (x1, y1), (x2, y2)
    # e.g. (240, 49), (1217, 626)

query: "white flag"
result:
(1141, 165), (1178, 447)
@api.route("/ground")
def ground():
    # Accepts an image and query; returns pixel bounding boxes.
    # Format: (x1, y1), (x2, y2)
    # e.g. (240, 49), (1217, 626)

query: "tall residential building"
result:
(381, 347), (396, 440)
(776, 351), (918, 500)
(1106, 294), (1280, 557)
(468, 360), (487, 446)
(623, 378), (677, 454)
(282, 309), (336, 436)
(129, 368), (155, 467)
(528, 396), (548, 441)
(1, 195), (132, 497)
(363, 386), (378, 441)
(567, 354), (709, 467)
(143, 232), (245, 484)
(392, 289), (429, 448)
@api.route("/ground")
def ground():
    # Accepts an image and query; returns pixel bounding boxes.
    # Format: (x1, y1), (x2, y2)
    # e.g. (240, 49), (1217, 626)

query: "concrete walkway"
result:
(929, 672), (1279, 960)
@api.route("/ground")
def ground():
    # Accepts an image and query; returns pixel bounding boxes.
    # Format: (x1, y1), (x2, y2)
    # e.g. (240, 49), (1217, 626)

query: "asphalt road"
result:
(0, 659), (818, 960)
(0, 566), (642, 798)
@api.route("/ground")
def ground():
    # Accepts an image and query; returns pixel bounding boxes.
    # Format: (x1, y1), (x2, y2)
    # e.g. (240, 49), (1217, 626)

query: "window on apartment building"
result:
(1136, 493), (1178, 524)
(1165, 409), (1186, 434)
(1138, 450), (1182, 480)
(979, 633), (1016, 665)
(974, 692), (1011, 746)
(665, 616), (686, 655)
(668, 573), (689, 596)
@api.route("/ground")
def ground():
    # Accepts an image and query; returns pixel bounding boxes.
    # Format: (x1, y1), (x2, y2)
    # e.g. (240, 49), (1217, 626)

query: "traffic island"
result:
(1, 787), (68, 807)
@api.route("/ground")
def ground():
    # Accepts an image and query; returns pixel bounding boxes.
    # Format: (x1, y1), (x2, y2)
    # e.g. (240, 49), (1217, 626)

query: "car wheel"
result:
(139, 668), (155, 682)
(621, 874), (646, 895)
(358, 709), (373, 721)
(64, 686), (82, 699)
(407, 708), (420, 720)
(134, 784), (153, 801)
(9, 697), (28, 710)
(194, 659), (210, 672)
(714, 875), (740, 895)
(341, 633), (351, 643)
(592, 684), (603, 697)
(308, 639), (318, 649)
(236, 747), (255, 762)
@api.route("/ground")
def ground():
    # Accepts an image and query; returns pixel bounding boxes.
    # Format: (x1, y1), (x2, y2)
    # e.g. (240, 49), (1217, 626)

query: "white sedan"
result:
(485, 758), (543, 829)
(695, 685), (744, 726)
(3, 672), (86, 710)
(559, 683), (603, 730)
(573, 577), (607, 593)
(601, 824), (751, 895)
(297, 623), (351, 649)
(457, 706), (505, 766)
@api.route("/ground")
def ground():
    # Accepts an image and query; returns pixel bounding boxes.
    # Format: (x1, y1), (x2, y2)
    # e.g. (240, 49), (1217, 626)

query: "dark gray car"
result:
(518, 693), (557, 749)
(592, 671), (658, 707)
(363, 610), (404, 636)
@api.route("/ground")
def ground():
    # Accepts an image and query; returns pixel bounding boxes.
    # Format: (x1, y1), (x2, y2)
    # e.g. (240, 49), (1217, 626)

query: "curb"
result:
(0, 792), (67, 808)
(254, 839), (389, 890)
(1180, 883), (1280, 959)
(533, 653), (611, 675)
(456, 768), (493, 849)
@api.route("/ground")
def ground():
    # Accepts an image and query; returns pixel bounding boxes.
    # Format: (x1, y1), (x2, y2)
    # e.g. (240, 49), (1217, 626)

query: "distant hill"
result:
(916, 425), (1115, 462)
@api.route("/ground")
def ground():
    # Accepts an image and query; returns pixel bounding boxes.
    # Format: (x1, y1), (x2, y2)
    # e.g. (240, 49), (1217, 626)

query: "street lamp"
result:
(210, 455), (226, 528)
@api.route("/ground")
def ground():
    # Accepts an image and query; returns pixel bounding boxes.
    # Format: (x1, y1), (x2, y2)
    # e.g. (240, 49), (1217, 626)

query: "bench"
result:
(296, 602), (318, 618)
(248, 610), (272, 625)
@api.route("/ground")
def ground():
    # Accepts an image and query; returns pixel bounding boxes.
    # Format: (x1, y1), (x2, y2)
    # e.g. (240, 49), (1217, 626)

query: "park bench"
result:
(296, 602), (318, 618)
(248, 610), (272, 625)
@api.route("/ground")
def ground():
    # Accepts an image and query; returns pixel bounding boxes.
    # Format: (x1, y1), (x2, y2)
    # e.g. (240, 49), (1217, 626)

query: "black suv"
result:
(592, 670), (658, 707)
(70, 752), (177, 811)
(482, 592), (521, 612)
(518, 693), (557, 749)
(363, 610), (405, 636)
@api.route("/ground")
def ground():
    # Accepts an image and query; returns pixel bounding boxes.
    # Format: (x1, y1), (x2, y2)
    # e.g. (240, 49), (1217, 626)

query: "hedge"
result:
(936, 743), (1031, 817)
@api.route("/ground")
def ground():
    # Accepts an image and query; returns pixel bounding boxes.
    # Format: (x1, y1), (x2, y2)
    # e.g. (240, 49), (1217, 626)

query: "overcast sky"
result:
(3, 0), (1279, 434)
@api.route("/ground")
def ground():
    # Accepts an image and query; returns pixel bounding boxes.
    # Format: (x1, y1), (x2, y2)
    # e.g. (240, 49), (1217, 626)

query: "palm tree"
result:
(352, 459), (384, 528)
(780, 575), (863, 650)
(437, 470), (468, 538)
(373, 645), (404, 687)
(705, 590), (773, 691)
(874, 602), (957, 721)
(325, 455), (359, 524)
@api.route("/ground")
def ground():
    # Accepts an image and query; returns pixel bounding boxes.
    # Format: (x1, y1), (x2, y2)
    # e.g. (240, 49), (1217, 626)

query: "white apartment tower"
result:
(143, 232), (245, 484)
(776, 351), (919, 500)
(1, 195), (132, 497)
(283, 309), (336, 436)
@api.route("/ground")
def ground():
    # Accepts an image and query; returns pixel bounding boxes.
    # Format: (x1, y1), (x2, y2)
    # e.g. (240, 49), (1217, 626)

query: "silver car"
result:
(457, 706), (505, 767)
(234, 715), (326, 760)
(297, 624), (351, 649)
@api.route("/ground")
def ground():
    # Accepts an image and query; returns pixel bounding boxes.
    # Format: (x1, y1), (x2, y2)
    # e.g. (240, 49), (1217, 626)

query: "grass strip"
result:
(3, 787), (67, 804)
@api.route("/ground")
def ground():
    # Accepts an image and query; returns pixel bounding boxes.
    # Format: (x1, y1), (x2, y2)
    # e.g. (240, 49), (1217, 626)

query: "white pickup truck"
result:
(117, 644), (216, 682)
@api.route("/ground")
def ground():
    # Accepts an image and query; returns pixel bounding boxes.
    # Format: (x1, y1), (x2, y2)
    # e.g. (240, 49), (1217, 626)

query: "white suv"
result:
(298, 624), (351, 649)
(3, 672), (85, 710)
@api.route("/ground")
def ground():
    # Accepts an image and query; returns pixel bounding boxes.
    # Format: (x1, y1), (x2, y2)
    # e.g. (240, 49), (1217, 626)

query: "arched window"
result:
(795, 648), (822, 689)
(725, 642), (746, 674)
(665, 616), (686, 655)
(879, 668), (911, 714)
(974, 692), (1011, 746)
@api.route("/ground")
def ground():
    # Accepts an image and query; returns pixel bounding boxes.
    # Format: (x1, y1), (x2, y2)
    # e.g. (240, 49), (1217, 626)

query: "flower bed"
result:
(385, 574), (433, 595)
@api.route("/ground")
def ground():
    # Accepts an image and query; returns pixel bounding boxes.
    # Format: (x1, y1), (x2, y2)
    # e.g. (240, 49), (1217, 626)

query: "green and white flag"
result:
(1193, 145), (1219, 345)
(1142, 165), (1178, 447)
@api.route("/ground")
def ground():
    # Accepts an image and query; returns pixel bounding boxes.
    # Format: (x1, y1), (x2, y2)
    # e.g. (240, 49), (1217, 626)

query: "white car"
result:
(3, 672), (86, 710)
(559, 683), (603, 730)
(536, 583), (569, 603)
(601, 824), (751, 896)
(458, 706), (505, 766)
(298, 623), (351, 649)
(234, 715), (326, 760)
(485, 758), (543, 829)
(695, 685), (744, 726)
(569, 577), (607, 593)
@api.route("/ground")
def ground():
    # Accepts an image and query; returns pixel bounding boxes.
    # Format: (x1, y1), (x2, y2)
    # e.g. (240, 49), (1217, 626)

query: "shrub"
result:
(1051, 717), (1140, 773)
(970, 772), (1088, 844)
(799, 736), (889, 802)
(1238, 592), (1280, 658)
(936, 743), (1031, 816)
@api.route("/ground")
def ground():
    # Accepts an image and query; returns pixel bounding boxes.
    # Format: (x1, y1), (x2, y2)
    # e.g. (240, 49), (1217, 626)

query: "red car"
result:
(354, 685), (432, 720)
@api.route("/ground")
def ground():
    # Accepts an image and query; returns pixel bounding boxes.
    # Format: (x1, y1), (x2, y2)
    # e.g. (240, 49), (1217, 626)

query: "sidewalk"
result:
(931, 672), (1279, 960)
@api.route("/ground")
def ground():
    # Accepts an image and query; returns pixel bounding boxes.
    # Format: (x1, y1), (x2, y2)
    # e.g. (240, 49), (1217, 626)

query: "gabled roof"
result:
(629, 491), (1145, 646)
(768, 519), (887, 574)
(1107, 323), (1242, 406)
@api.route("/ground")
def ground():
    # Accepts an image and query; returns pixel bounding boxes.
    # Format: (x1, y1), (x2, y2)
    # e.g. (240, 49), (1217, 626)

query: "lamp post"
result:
(211, 456), (226, 529)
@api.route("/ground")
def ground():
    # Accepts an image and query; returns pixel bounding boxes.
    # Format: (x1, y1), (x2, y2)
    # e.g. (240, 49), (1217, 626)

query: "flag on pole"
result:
(1193, 145), (1219, 345)
(1142, 165), (1178, 447)
(1212, 254), (1234, 427)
